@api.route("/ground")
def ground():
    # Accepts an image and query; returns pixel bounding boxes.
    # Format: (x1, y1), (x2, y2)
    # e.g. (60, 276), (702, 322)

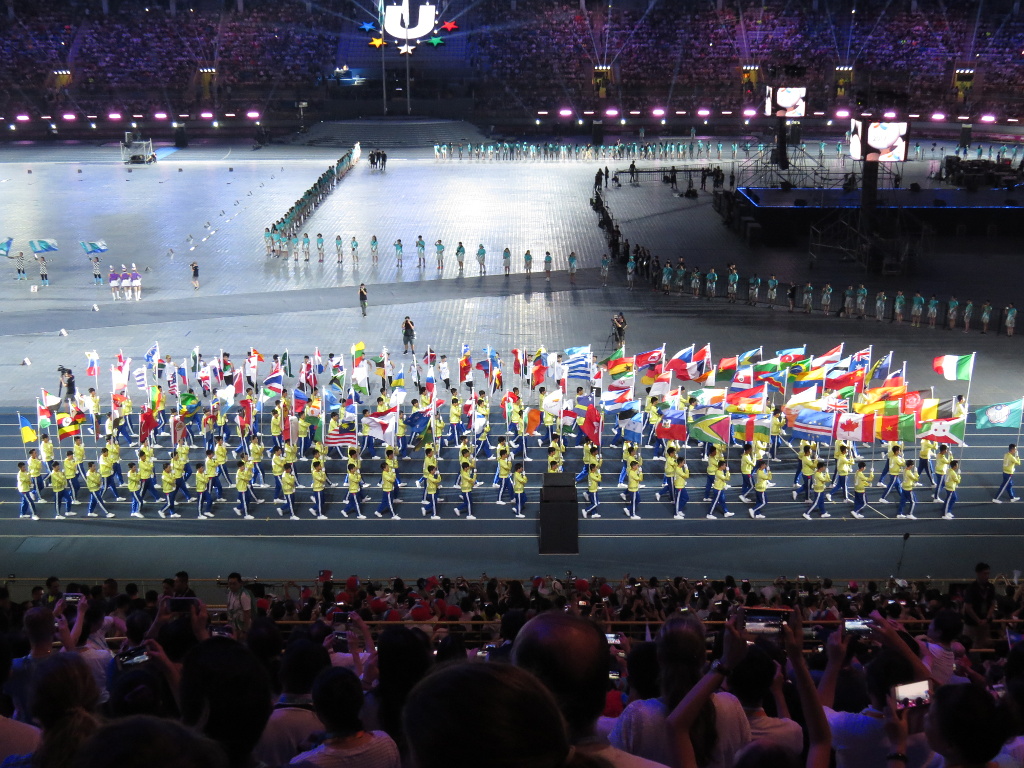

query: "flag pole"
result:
(1016, 395), (1024, 446)
(959, 353), (976, 460)
(17, 412), (31, 463)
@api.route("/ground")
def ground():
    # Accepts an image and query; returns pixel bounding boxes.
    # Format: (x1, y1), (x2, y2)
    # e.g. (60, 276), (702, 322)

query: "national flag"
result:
(634, 348), (663, 368)
(531, 361), (547, 389)
(312, 348), (324, 375)
(197, 364), (212, 392)
(811, 344), (844, 367)
(738, 347), (762, 365)
(281, 350), (294, 377)
(56, 412), (80, 440)
(834, 412), (874, 442)
(730, 367), (754, 388)
(133, 367), (148, 390)
(623, 414), (644, 444)
(41, 389), (62, 408)
(352, 363), (369, 396)
(776, 346), (807, 363)
(365, 412), (398, 444)
(566, 348), (592, 379)
(423, 365), (436, 398)
(975, 399), (1024, 430)
(167, 370), (179, 396)
(851, 347), (872, 370)
(688, 415), (730, 445)
(820, 394), (850, 413)
(525, 407), (543, 436)
(460, 353), (473, 383)
(326, 428), (357, 447)
(654, 409), (688, 441)
(792, 409), (836, 444)
(19, 416), (37, 443)
(215, 383), (236, 410)
(262, 370), (284, 396)
(249, 347), (265, 364)
(867, 351), (892, 382)
(511, 348), (526, 376)
(607, 355), (635, 380)
(350, 342), (365, 368)
(917, 416), (967, 445)
(36, 401), (52, 430)
(542, 390), (564, 416)
(726, 384), (766, 412)
(932, 354), (975, 382)
(690, 388), (726, 407)
(792, 368), (825, 395)
(760, 370), (788, 396)
(111, 358), (131, 392)
(597, 347), (623, 370)
(139, 408), (158, 444)
(143, 342), (159, 369)
(826, 368), (864, 392)
(421, 347), (437, 365)
(649, 370), (673, 398)
(302, 360), (318, 391)
(0, 237), (11, 258)
(731, 414), (770, 443)
(179, 392), (200, 418)
(29, 239), (58, 254)
(753, 361), (781, 379)
(85, 351), (99, 377)
(875, 413), (917, 442)
(292, 388), (310, 414)
(176, 361), (189, 391)
(718, 356), (738, 375)
(601, 390), (632, 409)
(576, 405), (602, 445)
(613, 400), (642, 420)
(392, 365), (406, 391)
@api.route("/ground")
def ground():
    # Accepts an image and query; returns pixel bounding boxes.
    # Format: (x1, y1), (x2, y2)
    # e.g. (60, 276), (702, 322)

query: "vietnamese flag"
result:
(139, 407), (159, 444)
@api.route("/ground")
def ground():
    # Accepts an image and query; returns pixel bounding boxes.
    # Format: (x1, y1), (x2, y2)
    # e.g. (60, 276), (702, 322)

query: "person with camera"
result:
(401, 317), (416, 355)
(58, 367), (76, 409)
(612, 313), (627, 347)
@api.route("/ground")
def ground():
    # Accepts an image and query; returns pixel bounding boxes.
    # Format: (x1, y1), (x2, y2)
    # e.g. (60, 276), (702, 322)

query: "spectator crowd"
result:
(2, 565), (1024, 768)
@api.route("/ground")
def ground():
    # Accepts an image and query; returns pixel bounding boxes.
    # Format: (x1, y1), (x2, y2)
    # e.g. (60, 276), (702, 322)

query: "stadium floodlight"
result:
(16, 115), (30, 121)
(558, 108), (572, 117)
(652, 108), (665, 117)
(697, 108), (710, 116)
(536, 110), (548, 115)
(980, 114), (996, 123)
(836, 109), (850, 118)
(246, 111), (260, 119)
(743, 108), (757, 117)
(108, 112), (122, 120)
(62, 114), (75, 121)
(883, 111), (896, 119)
(931, 113), (945, 121)
(154, 112), (168, 119)
(604, 108), (619, 117)
(200, 111), (214, 119)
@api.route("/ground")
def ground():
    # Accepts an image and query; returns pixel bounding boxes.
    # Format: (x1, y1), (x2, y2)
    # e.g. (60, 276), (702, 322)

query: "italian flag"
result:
(932, 354), (974, 382)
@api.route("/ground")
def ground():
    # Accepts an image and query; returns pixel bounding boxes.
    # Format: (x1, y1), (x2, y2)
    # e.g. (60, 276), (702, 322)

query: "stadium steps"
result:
(293, 118), (488, 148)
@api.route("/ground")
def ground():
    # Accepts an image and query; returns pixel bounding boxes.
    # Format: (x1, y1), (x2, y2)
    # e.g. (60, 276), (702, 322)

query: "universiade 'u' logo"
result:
(383, 0), (437, 39)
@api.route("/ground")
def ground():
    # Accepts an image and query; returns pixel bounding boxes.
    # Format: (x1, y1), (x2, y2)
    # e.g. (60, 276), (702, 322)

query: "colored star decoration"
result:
(359, 21), (376, 31)
(427, 36), (444, 46)
(441, 20), (458, 31)
(369, 37), (386, 48)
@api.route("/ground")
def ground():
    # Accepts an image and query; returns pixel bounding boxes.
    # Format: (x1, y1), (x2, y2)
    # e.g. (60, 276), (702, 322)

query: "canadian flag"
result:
(834, 412), (874, 442)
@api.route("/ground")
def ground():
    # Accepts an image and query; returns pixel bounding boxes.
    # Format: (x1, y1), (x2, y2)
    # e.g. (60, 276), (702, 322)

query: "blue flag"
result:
(79, 240), (109, 255)
(0, 238), (12, 258)
(791, 409), (836, 444)
(623, 414), (644, 444)
(29, 239), (58, 254)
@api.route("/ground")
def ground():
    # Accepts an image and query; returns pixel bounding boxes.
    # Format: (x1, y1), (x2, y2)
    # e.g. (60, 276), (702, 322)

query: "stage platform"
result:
(739, 184), (1024, 210)
(0, 137), (1022, 586)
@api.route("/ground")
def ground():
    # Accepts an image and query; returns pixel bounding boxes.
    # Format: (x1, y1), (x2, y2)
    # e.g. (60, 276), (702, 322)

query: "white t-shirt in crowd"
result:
(994, 736), (1024, 768)
(916, 638), (956, 685)
(610, 693), (751, 768)
(255, 704), (323, 766)
(0, 716), (40, 763)
(825, 707), (942, 768)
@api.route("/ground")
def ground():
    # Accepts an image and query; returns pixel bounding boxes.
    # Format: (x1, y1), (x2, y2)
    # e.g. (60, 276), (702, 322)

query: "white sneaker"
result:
(802, 512), (812, 520)
(825, 494), (833, 502)
(674, 513), (685, 519)
(655, 492), (662, 501)
(754, 513), (765, 519)
(877, 481), (887, 488)
(877, 498), (891, 504)
(1011, 497), (1020, 503)
(897, 513), (907, 519)
(131, 512), (143, 518)
(55, 514), (66, 519)
(792, 491), (798, 500)
(723, 511), (734, 517)
(623, 507), (632, 516)
(993, 498), (1003, 503)
(905, 513), (917, 520)
(289, 514), (299, 520)
(851, 511), (865, 518)
(748, 509), (755, 518)
(392, 515), (401, 520)
(87, 512), (98, 517)
(631, 513), (642, 519)
(515, 513), (525, 518)
(169, 513), (181, 518)
(466, 514), (477, 519)
(820, 512), (831, 518)
(356, 514), (366, 519)
(591, 513), (601, 518)
(495, 500), (506, 505)
(374, 511), (382, 517)
(233, 507), (243, 515)
(943, 512), (954, 519)
(105, 512), (115, 518)
(706, 513), (716, 519)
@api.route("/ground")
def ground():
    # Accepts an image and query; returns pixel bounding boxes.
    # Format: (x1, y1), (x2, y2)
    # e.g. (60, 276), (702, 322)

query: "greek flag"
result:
(79, 241), (109, 255)
(566, 345), (592, 379)
(0, 238), (11, 258)
(29, 239), (58, 254)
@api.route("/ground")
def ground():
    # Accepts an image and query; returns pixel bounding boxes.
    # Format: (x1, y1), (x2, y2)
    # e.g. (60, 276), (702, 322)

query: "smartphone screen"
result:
(605, 632), (622, 646)
(844, 618), (872, 636)
(744, 609), (787, 639)
(894, 680), (931, 733)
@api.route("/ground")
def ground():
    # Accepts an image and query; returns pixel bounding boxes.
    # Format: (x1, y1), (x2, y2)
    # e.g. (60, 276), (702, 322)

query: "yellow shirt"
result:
(1004, 451), (1021, 475)
(381, 467), (396, 493)
(673, 463), (690, 489)
(901, 466), (919, 491)
(811, 469), (831, 493)
(17, 469), (32, 493)
(770, 413), (785, 436)
(126, 468), (141, 493)
(28, 457), (43, 478)
(214, 444), (228, 466)
(425, 472), (443, 495)
(853, 469), (874, 493)
(459, 468), (476, 492)
(86, 470), (102, 493)
(740, 453), (755, 475)
(587, 469), (601, 493)
(347, 470), (363, 493)
(498, 457), (513, 479)
(800, 454), (816, 477)
(835, 455), (854, 477)
(195, 471), (209, 493)
(139, 455), (154, 480)
(50, 472), (67, 493)
(919, 439), (936, 461)
(944, 468), (961, 492)
(663, 454), (678, 477)
(283, 443), (298, 463)
(99, 455), (114, 478)
(249, 441), (265, 462)
(512, 470), (527, 494)
(935, 452), (951, 477)
(40, 440), (54, 463)
(271, 413), (282, 436)
(626, 467), (643, 492)
(236, 466), (251, 493)
(62, 456), (77, 480)
(712, 468), (730, 491)
(160, 470), (175, 494)
(108, 444), (121, 463)
(73, 443), (85, 463)
(888, 453), (906, 475)
(272, 454), (286, 477)
(753, 468), (772, 492)
(422, 454), (438, 478)
(311, 467), (327, 492)
(281, 472), (297, 495)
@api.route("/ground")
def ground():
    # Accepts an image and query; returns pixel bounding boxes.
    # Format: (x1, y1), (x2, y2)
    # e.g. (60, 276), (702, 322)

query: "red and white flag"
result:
(834, 412), (874, 442)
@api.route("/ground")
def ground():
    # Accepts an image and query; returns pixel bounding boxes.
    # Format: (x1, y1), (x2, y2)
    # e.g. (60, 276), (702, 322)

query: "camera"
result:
(57, 365), (70, 374)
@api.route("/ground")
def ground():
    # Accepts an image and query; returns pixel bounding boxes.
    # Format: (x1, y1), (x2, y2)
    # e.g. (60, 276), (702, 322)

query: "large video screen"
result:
(849, 118), (909, 162)
(764, 86), (806, 118)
